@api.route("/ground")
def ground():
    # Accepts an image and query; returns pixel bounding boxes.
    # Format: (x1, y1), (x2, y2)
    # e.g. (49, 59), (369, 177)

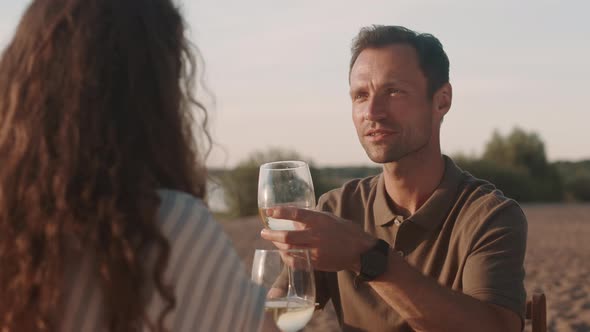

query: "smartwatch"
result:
(355, 239), (390, 287)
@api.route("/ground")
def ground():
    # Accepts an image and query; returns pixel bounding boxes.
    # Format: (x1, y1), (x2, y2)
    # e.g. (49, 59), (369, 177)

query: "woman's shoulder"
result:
(149, 189), (266, 332)
(156, 188), (212, 219)
(156, 188), (208, 210)
(154, 188), (219, 242)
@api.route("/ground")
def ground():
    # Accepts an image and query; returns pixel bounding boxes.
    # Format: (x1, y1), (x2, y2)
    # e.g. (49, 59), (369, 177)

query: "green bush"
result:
(565, 175), (590, 201)
(455, 128), (564, 202)
(315, 166), (381, 197)
(219, 164), (259, 217)
(455, 158), (536, 202)
(556, 161), (590, 201)
(483, 128), (549, 177)
(455, 127), (565, 202)
(456, 158), (564, 202)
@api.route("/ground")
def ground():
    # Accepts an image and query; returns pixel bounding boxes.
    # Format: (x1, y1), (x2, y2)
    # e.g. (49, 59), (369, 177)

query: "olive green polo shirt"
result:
(315, 156), (527, 332)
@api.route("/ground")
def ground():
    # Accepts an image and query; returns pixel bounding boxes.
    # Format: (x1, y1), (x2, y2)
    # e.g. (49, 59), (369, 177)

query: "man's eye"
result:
(353, 93), (368, 101)
(388, 88), (402, 96)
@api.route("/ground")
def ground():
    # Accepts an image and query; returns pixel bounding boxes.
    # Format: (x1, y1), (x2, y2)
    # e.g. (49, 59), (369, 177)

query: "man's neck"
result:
(382, 152), (445, 217)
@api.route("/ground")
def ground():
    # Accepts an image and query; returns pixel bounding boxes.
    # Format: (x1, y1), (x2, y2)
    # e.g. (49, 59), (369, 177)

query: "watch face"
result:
(361, 250), (387, 279)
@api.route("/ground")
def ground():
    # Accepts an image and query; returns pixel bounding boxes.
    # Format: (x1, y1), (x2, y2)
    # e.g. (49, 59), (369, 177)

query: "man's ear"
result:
(433, 82), (452, 118)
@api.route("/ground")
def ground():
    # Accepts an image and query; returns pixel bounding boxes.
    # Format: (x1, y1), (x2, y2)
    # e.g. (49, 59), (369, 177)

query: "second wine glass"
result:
(251, 249), (316, 332)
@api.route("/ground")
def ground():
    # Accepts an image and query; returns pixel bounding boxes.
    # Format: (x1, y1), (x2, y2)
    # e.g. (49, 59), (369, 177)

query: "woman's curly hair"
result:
(0, 0), (210, 330)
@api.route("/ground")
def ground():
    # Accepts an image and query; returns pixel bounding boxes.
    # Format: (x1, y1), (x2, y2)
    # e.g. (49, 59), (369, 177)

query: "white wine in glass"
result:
(258, 161), (316, 230)
(252, 249), (316, 332)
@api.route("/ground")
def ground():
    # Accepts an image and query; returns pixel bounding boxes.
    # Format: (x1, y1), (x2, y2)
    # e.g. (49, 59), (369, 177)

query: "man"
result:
(261, 25), (527, 332)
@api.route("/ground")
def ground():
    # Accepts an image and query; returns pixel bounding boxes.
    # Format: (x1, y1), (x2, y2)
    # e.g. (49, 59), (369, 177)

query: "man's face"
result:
(350, 44), (436, 164)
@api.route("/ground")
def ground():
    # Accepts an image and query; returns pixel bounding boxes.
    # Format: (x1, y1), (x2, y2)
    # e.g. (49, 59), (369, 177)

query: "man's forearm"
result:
(367, 251), (519, 332)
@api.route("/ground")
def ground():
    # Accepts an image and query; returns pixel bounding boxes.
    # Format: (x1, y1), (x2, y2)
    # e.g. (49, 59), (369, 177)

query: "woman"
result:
(0, 0), (274, 331)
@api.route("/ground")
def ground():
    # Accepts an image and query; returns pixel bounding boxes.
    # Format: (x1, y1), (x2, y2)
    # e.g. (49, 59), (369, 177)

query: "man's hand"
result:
(260, 206), (376, 272)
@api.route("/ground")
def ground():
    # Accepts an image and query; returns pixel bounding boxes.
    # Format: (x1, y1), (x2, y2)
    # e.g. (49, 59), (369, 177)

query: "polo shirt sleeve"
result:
(462, 201), (527, 320)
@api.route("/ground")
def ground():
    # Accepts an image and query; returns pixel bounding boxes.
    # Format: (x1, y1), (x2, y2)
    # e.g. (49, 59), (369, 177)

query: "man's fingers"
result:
(271, 241), (291, 250)
(267, 287), (286, 299)
(266, 206), (319, 225)
(260, 228), (312, 245)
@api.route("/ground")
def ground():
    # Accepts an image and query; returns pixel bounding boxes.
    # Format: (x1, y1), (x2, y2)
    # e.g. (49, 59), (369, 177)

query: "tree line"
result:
(211, 128), (590, 217)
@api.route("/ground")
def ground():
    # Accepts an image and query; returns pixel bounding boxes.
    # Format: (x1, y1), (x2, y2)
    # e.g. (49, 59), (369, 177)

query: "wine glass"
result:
(258, 161), (315, 230)
(251, 249), (316, 332)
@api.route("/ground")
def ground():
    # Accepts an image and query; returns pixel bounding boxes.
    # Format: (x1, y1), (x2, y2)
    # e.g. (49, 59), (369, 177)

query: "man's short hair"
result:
(350, 25), (450, 98)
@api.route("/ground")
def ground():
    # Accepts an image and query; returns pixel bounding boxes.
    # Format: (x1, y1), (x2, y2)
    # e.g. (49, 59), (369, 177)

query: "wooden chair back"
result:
(525, 292), (547, 332)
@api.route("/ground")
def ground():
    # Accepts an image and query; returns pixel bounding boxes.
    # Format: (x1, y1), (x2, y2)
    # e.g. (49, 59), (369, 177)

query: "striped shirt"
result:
(60, 189), (266, 331)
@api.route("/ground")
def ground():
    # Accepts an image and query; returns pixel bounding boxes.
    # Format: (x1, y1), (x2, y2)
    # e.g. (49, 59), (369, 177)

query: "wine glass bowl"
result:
(258, 161), (315, 230)
(251, 249), (316, 332)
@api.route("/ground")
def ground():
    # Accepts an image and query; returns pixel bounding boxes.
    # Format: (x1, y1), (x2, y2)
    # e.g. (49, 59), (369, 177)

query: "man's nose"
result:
(364, 96), (387, 122)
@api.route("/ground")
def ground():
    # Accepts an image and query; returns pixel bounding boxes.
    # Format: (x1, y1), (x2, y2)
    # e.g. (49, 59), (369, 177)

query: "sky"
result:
(1, 0), (589, 168)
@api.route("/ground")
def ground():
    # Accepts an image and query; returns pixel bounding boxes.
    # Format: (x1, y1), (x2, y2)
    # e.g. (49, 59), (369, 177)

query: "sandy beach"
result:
(220, 203), (590, 332)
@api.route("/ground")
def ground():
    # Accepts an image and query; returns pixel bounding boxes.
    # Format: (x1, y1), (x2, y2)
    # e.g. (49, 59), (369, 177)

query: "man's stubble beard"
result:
(362, 124), (433, 165)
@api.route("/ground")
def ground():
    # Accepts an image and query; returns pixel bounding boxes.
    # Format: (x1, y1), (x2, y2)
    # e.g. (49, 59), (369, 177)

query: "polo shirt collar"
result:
(373, 173), (397, 226)
(373, 155), (465, 230)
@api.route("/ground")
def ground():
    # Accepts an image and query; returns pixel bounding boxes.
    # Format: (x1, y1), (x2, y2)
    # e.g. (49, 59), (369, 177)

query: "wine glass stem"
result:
(287, 266), (295, 309)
